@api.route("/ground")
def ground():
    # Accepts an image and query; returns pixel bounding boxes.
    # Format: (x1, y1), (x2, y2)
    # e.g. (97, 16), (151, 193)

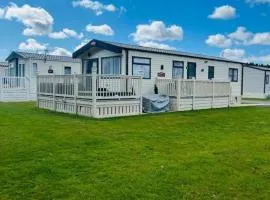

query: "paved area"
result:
(242, 100), (270, 107)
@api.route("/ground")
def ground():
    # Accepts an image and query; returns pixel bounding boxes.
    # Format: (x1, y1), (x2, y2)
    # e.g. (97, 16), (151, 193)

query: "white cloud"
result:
(48, 32), (67, 39)
(74, 39), (90, 51)
(138, 41), (176, 50)
(249, 32), (270, 45)
(0, 8), (4, 18)
(206, 34), (232, 48)
(2, 3), (53, 36)
(18, 38), (48, 52)
(247, 54), (270, 64)
(50, 47), (72, 57)
(208, 27), (270, 47)
(246, 0), (270, 5)
(132, 21), (183, 42)
(221, 48), (246, 60)
(72, 0), (122, 16)
(221, 48), (270, 64)
(228, 26), (253, 44)
(85, 24), (114, 36)
(49, 28), (84, 39)
(208, 5), (236, 20)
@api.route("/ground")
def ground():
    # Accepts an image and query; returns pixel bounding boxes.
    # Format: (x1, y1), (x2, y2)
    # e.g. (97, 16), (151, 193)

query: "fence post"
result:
(53, 75), (56, 111)
(74, 74), (78, 114)
(36, 75), (39, 107)
(139, 76), (143, 114)
(26, 77), (30, 101)
(92, 66), (97, 118)
(212, 79), (215, 109)
(192, 78), (196, 110)
(228, 84), (231, 108)
(176, 78), (181, 111)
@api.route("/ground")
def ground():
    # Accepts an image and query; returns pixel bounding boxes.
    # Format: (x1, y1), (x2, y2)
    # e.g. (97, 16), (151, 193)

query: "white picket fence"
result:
(37, 69), (143, 118)
(156, 78), (231, 111)
(0, 76), (32, 102)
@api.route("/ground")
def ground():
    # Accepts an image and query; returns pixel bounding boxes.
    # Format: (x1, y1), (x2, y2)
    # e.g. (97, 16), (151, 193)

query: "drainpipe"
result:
(241, 64), (244, 96)
(264, 71), (267, 95)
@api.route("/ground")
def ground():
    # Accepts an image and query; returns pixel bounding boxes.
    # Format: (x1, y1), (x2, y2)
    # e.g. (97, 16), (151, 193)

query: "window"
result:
(18, 64), (25, 77)
(229, 68), (238, 82)
(172, 61), (184, 79)
(208, 66), (215, 80)
(64, 66), (72, 75)
(9, 63), (15, 76)
(132, 57), (151, 79)
(187, 62), (196, 79)
(101, 56), (121, 75)
(32, 63), (37, 77)
(266, 74), (269, 85)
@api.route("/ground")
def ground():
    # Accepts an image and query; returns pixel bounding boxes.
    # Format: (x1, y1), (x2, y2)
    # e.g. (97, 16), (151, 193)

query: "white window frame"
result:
(132, 56), (151, 79)
(101, 56), (121, 75)
(229, 68), (238, 82)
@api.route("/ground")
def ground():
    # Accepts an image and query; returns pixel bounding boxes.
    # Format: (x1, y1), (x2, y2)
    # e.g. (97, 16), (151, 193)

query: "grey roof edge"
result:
(0, 61), (8, 67)
(6, 51), (81, 63)
(243, 64), (270, 71)
(73, 39), (245, 65)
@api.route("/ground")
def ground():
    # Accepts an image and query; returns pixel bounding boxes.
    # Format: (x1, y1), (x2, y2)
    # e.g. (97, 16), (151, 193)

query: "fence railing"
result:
(37, 68), (143, 118)
(156, 78), (231, 110)
(156, 78), (231, 97)
(0, 76), (26, 89)
(38, 74), (142, 100)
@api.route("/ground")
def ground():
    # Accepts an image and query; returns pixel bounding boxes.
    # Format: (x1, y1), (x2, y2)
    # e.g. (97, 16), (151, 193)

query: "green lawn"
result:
(0, 103), (270, 200)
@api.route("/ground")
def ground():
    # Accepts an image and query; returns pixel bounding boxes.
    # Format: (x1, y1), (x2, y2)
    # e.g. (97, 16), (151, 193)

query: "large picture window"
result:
(172, 61), (184, 79)
(101, 56), (121, 75)
(132, 57), (151, 79)
(229, 68), (238, 82)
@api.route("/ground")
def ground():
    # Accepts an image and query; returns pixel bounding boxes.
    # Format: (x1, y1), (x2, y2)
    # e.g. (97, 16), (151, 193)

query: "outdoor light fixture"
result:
(161, 65), (164, 70)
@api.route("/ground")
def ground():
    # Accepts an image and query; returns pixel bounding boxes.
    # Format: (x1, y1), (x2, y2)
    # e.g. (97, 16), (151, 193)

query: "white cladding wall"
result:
(80, 49), (242, 97)
(0, 67), (6, 76)
(266, 71), (270, 96)
(127, 50), (242, 96)
(26, 59), (81, 75)
(243, 67), (265, 98)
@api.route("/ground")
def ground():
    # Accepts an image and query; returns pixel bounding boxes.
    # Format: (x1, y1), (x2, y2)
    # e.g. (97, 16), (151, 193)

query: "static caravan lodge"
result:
(242, 65), (270, 98)
(0, 62), (8, 76)
(0, 52), (81, 102)
(73, 39), (243, 103)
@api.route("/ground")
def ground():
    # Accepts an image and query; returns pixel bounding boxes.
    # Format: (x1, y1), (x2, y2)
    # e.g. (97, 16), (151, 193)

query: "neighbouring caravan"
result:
(0, 62), (8, 76)
(242, 65), (270, 99)
(73, 39), (243, 103)
(0, 52), (81, 102)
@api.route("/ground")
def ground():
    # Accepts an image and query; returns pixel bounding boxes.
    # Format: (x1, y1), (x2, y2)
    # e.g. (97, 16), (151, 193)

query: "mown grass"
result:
(0, 102), (270, 200)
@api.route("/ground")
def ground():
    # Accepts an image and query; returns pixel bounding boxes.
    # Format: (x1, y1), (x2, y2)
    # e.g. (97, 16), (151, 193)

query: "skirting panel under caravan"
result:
(38, 97), (142, 118)
(169, 97), (230, 111)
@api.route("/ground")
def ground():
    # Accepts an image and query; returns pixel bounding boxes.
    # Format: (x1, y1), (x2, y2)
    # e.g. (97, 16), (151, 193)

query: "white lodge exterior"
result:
(0, 52), (81, 101)
(242, 65), (270, 98)
(73, 39), (243, 103)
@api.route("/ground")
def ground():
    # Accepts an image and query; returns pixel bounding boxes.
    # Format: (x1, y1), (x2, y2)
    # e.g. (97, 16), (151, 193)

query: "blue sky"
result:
(0, 0), (270, 63)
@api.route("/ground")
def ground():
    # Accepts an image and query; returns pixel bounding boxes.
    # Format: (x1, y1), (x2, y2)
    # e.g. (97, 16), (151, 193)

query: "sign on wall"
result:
(157, 72), (166, 77)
